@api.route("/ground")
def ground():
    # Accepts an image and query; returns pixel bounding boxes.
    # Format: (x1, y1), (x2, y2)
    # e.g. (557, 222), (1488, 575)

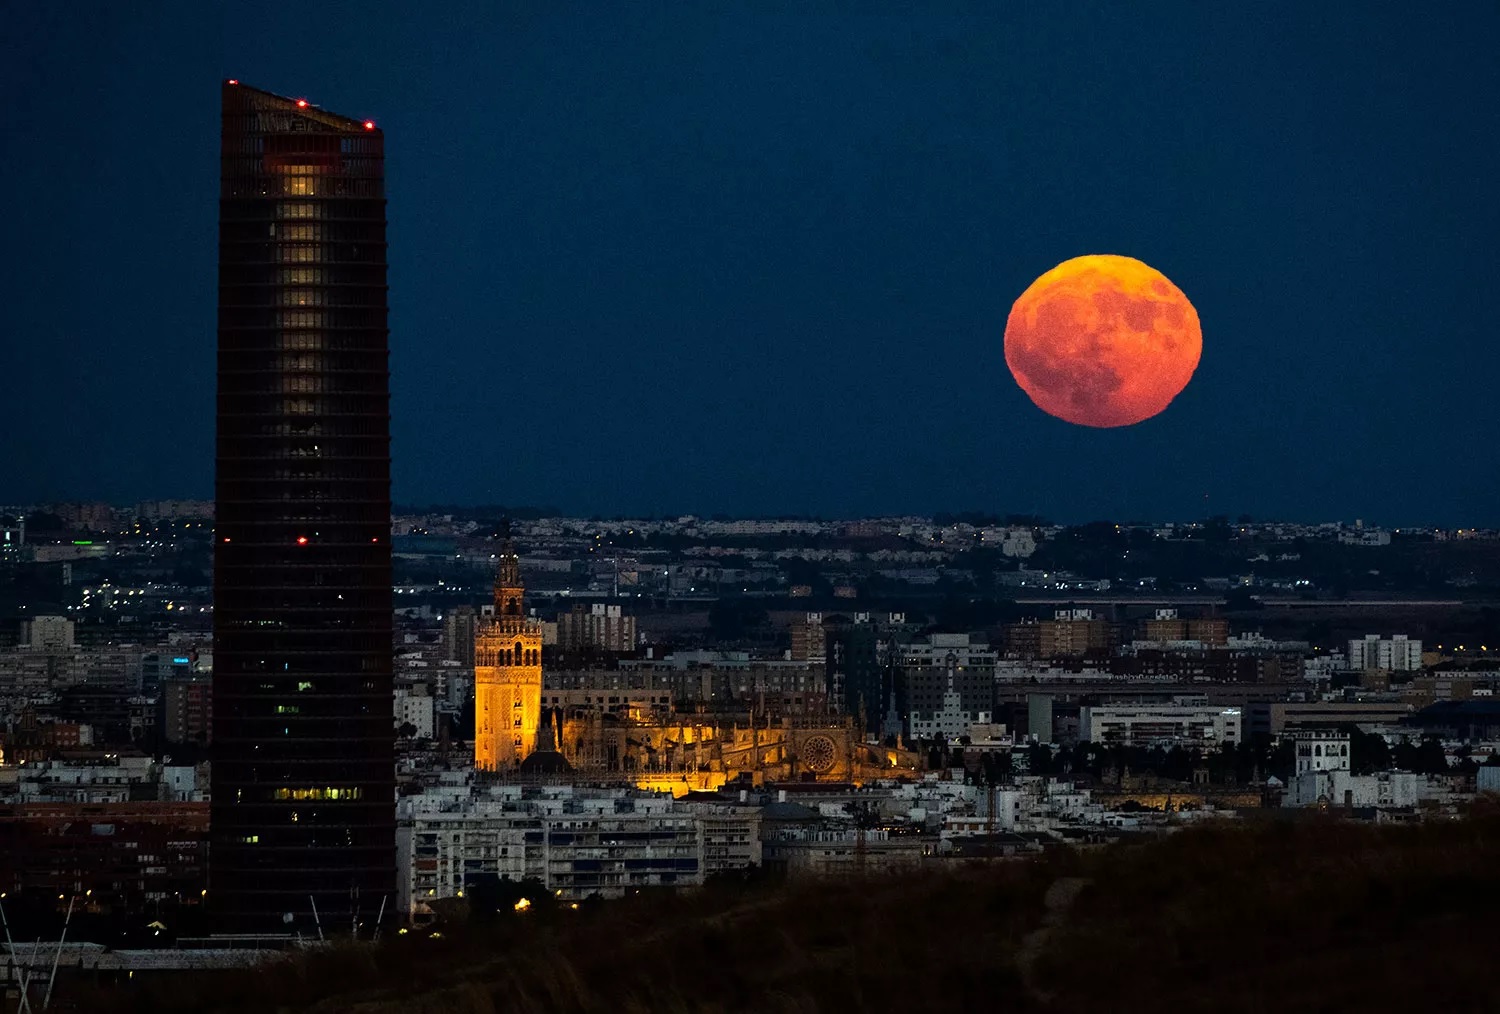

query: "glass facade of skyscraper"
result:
(212, 81), (394, 932)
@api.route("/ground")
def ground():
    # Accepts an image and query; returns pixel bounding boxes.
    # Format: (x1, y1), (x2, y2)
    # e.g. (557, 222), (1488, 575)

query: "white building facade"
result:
(1282, 729), (1425, 809)
(1348, 634), (1422, 672)
(396, 782), (761, 917)
(1079, 703), (1242, 748)
(394, 686), (436, 740)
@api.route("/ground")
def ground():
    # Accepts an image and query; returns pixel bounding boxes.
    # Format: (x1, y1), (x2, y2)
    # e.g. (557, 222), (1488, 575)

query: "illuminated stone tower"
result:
(474, 538), (543, 769)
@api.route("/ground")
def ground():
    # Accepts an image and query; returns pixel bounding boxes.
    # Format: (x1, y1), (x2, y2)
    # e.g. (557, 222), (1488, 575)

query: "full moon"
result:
(1004, 254), (1201, 427)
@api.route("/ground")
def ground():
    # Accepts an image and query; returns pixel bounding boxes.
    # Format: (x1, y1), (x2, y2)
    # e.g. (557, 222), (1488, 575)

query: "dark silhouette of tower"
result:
(823, 614), (882, 735)
(211, 81), (393, 932)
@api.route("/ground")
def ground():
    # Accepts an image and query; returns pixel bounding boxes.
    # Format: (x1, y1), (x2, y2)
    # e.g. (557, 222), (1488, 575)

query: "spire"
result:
(496, 519), (520, 584)
(496, 539), (521, 590)
(493, 520), (524, 617)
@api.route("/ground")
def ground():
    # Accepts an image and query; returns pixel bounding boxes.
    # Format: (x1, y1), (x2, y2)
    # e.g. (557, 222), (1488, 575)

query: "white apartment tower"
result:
(1347, 634), (1422, 672)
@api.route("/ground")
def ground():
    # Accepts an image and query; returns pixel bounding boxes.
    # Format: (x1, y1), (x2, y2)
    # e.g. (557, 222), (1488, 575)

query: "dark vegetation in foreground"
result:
(83, 811), (1500, 1013)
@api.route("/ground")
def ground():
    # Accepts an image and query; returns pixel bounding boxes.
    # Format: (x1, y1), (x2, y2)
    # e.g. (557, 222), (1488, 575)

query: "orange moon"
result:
(1004, 254), (1201, 427)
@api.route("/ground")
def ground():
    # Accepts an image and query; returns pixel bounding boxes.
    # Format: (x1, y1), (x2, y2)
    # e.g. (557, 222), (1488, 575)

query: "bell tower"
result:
(495, 543), (524, 623)
(473, 532), (543, 770)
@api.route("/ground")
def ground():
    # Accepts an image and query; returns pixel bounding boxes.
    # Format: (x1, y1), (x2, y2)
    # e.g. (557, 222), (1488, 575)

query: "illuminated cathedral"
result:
(473, 538), (543, 770)
(469, 535), (920, 787)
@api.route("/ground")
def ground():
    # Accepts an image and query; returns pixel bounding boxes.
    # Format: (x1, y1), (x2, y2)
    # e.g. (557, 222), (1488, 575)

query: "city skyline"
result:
(2, 7), (1499, 1001)
(5, 6), (1500, 524)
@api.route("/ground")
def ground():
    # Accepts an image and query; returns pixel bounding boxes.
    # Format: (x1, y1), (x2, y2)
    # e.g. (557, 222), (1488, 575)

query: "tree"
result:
(1392, 736), (1419, 772)
(1204, 516), (1233, 543)
(1269, 737), (1296, 782)
(1208, 741), (1238, 783)
(993, 750), (1014, 782)
(1027, 742), (1052, 776)
(1415, 736), (1450, 775)
(1350, 728), (1391, 775)
(464, 874), (552, 922)
(24, 511), (65, 534)
(1391, 736), (1448, 775)
(708, 600), (768, 641)
(1224, 588), (1258, 612)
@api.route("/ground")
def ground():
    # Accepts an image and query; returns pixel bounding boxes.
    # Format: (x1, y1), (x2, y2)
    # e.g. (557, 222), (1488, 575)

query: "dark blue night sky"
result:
(4, 3), (1497, 523)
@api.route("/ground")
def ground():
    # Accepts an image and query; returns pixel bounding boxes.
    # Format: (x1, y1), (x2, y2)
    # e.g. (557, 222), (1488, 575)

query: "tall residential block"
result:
(1140, 608), (1229, 645)
(1348, 634), (1423, 672)
(211, 81), (394, 931)
(441, 605), (477, 666)
(824, 614), (883, 733)
(556, 603), (637, 654)
(1038, 609), (1116, 657)
(789, 612), (826, 663)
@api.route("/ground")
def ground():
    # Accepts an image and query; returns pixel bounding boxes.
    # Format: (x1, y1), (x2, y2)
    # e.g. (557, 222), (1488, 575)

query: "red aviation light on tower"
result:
(227, 79), (239, 85)
(296, 99), (309, 108)
(363, 120), (375, 130)
(296, 536), (309, 546)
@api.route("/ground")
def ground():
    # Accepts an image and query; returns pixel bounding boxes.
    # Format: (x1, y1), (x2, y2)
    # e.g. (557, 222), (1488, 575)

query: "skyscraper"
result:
(211, 81), (394, 932)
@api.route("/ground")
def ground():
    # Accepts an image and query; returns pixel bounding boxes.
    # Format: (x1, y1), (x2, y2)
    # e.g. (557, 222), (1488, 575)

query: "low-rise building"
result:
(0, 801), (209, 917)
(760, 817), (930, 877)
(19, 616), (76, 651)
(1282, 729), (1426, 809)
(541, 688), (673, 717)
(1247, 701), (1413, 738)
(396, 781), (762, 917)
(1284, 769), (1424, 809)
(395, 684), (436, 740)
(1292, 730), (1350, 776)
(2, 755), (157, 804)
(1079, 701), (1242, 748)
